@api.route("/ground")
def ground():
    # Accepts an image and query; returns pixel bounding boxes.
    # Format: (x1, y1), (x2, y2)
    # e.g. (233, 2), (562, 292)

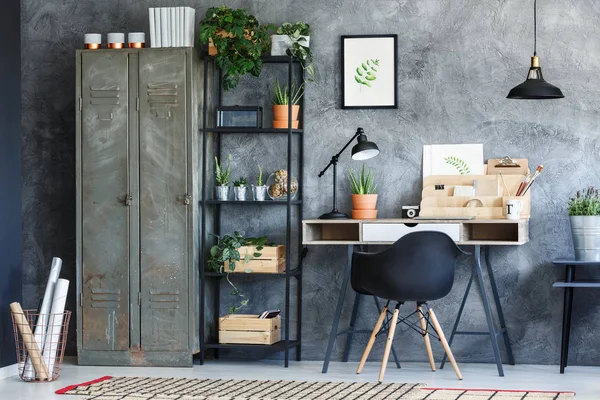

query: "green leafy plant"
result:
(233, 177), (248, 187)
(257, 164), (264, 186)
(354, 59), (379, 87)
(568, 187), (600, 216)
(215, 155), (231, 186)
(198, 7), (273, 91)
(444, 156), (471, 175)
(348, 165), (377, 195)
(275, 22), (316, 81)
(272, 79), (304, 105)
(208, 232), (273, 313)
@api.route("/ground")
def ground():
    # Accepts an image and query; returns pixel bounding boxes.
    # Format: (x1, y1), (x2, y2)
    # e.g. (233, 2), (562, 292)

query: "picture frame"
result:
(341, 34), (398, 109)
(216, 106), (263, 128)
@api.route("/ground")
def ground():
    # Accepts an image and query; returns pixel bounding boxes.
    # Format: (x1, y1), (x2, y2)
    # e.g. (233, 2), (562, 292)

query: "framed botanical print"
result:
(341, 34), (398, 109)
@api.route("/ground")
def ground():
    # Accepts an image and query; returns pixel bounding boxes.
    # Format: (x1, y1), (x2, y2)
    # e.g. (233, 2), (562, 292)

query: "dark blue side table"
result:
(552, 259), (600, 373)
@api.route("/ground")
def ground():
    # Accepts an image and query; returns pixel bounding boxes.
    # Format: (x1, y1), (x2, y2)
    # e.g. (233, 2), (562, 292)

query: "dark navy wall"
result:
(0, 0), (22, 368)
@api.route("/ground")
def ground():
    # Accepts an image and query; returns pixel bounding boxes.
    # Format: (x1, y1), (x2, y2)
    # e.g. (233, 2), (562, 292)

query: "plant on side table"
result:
(252, 164), (268, 201)
(568, 186), (600, 261)
(271, 21), (316, 81)
(272, 79), (303, 129)
(215, 155), (231, 201)
(198, 6), (272, 91)
(233, 177), (248, 201)
(348, 164), (378, 219)
(208, 231), (271, 313)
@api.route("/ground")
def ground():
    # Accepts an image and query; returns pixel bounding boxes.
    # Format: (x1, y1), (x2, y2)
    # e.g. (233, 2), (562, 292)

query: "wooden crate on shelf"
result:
(224, 245), (286, 273)
(238, 245), (286, 259)
(218, 314), (281, 345)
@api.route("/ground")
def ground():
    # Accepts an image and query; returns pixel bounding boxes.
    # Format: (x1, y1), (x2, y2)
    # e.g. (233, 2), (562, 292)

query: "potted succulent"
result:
(198, 6), (272, 91)
(233, 177), (248, 201)
(272, 79), (303, 129)
(271, 22), (316, 81)
(252, 164), (267, 201)
(348, 165), (378, 219)
(215, 155), (231, 200)
(568, 186), (600, 261)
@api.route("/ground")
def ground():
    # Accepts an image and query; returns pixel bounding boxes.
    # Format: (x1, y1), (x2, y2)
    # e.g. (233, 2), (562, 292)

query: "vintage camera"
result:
(402, 205), (420, 219)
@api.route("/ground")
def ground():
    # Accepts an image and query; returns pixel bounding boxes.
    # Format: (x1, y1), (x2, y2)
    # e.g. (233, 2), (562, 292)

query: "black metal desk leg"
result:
(322, 245), (353, 373)
(560, 265), (575, 373)
(474, 245), (504, 376)
(483, 246), (515, 365)
(343, 293), (362, 362)
(374, 296), (401, 369)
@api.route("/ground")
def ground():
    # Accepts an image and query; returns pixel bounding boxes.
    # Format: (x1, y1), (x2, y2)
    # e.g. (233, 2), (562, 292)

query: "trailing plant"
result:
(348, 164), (377, 195)
(354, 59), (379, 87)
(215, 155), (231, 186)
(272, 79), (304, 105)
(444, 156), (471, 175)
(208, 232), (273, 313)
(198, 6), (273, 91)
(568, 187), (600, 216)
(275, 21), (316, 81)
(233, 177), (248, 187)
(257, 164), (264, 186)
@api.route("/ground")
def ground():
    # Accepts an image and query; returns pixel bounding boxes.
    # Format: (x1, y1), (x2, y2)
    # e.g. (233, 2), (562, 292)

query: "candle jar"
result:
(84, 33), (101, 49)
(107, 33), (125, 49)
(128, 32), (145, 48)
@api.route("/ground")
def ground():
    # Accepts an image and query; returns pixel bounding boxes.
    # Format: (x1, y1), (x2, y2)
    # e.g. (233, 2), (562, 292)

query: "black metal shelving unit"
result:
(198, 55), (304, 367)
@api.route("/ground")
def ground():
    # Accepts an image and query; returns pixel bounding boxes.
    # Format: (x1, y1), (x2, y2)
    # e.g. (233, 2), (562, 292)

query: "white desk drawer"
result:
(362, 223), (461, 242)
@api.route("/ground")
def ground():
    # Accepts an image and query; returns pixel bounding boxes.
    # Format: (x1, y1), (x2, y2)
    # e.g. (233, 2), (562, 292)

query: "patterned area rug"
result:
(56, 376), (575, 399)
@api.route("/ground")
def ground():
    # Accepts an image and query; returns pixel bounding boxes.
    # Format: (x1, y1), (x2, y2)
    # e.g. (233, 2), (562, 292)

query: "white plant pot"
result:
(570, 215), (600, 261)
(216, 185), (229, 201)
(270, 35), (310, 56)
(252, 185), (267, 201)
(234, 186), (247, 201)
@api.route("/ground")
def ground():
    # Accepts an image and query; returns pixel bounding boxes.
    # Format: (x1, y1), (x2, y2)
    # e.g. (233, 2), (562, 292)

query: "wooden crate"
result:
(238, 245), (286, 259)
(224, 258), (285, 273)
(218, 314), (281, 345)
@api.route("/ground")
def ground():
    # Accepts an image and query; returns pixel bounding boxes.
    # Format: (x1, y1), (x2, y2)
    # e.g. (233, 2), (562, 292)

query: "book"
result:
(160, 7), (169, 47)
(184, 7), (195, 47)
(154, 7), (161, 47)
(170, 7), (177, 47)
(178, 7), (184, 47)
(149, 8), (156, 48)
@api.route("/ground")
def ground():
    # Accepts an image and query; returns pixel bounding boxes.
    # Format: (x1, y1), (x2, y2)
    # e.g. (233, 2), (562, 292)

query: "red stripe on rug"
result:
(422, 388), (575, 394)
(55, 376), (113, 394)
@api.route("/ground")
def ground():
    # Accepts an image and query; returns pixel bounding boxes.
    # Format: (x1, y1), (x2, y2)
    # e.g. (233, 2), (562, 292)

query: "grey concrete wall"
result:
(21, 0), (600, 366)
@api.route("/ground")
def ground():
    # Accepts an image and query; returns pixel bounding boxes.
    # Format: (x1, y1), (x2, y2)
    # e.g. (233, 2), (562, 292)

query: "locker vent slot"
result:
(147, 83), (179, 106)
(90, 85), (120, 105)
(90, 289), (121, 309)
(148, 291), (180, 309)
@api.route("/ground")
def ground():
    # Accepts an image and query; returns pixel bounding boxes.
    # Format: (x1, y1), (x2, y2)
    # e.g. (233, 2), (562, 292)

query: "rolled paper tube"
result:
(10, 302), (49, 380)
(42, 279), (70, 376)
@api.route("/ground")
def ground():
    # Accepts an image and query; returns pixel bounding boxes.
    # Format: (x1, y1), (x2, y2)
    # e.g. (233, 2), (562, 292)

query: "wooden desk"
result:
(303, 218), (529, 377)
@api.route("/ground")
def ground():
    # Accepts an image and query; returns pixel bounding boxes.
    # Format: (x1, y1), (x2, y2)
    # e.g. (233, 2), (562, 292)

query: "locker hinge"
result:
(138, 292), (141, 306)
(78, 97), (82, 111)
(79, 293), (83, 307)
(136, 98), (140, 111)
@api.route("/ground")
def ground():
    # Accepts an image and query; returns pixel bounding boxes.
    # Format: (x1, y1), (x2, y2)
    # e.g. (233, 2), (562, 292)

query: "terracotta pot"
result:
(273, 104), (300, 121)
(351, 209), (378, 219)
(273, 120), (299, 129)
(351, 194), (378, 210)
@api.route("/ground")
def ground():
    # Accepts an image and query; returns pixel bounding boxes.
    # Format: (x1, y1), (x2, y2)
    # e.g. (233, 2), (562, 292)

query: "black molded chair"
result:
(351, 231), (466, 381)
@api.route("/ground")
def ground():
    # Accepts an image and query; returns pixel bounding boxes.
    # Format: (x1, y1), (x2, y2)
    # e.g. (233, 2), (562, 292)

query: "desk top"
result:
(302, 218), (529, 246)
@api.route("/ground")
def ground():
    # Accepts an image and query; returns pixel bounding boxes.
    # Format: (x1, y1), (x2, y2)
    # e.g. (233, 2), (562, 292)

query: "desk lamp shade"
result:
(352, 133), (379, 160)
(507, 0), (564, 100)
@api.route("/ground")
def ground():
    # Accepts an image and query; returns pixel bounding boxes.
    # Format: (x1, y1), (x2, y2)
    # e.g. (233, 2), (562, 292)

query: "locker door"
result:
(80, 52), (130, 351)
(138, 49), (189, 351)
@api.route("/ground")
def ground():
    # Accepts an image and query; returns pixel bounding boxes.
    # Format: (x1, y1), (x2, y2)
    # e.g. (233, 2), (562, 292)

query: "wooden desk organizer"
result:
(420, 163), (530, 219)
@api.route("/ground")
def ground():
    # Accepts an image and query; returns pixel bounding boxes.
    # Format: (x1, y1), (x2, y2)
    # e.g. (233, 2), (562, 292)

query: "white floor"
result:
(0, 359), (598, 399)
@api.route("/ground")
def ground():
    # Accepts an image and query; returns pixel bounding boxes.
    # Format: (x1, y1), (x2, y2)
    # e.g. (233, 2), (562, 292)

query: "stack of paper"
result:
(149, 7), (196, 48)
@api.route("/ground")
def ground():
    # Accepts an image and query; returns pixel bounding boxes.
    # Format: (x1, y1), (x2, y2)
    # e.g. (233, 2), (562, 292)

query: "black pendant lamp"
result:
(507, 0), (564, 99)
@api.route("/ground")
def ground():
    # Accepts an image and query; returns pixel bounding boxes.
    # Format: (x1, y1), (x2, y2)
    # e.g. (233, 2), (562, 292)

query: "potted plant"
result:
(215, 155), (231, 200)
(271, 22), (316, 81)
(272, 79), (303, 129)
(233, 177), (248, 201)
(348, 165), (378, 219)
(252, 164), (267, 201)
(208, 231), (270, 313)
(568, 186), (600, 261)
(198, 6), (272, 91)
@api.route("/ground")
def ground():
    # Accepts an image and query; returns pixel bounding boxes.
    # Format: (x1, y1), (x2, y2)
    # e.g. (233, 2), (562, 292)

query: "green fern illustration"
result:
(444, 156), (471, 175)
(354, 59), (379, 88)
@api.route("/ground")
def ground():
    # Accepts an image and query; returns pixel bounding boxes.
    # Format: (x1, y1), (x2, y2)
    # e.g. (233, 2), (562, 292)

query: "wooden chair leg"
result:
(357, 305), (388, 374)
(378, 303), (400, 382)
(418, 305), (436, 372)
(429, 307), (463, 380)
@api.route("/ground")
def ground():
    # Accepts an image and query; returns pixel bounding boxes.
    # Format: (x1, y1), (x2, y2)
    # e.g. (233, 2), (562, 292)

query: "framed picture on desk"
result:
(341, 34), (398, 109)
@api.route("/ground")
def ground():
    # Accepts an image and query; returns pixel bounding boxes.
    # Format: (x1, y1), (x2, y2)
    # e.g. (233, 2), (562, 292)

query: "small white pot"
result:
(270, 35), (310, 56)
(216, 185), (229, 201)
(234, 186), (247, 201)
(252, 185), (267, 201)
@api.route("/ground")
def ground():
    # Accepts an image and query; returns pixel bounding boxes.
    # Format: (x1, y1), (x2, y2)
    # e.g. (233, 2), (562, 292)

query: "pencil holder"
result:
(12, 310), (71, 382)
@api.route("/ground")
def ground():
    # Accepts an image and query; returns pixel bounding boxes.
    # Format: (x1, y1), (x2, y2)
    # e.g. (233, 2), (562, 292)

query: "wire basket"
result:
(12, 309), (71, 382)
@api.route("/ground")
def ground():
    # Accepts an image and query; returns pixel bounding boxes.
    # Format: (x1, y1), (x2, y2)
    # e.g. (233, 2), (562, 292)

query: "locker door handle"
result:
(177, 194), (191, 206)
(117, 194), (133, 206)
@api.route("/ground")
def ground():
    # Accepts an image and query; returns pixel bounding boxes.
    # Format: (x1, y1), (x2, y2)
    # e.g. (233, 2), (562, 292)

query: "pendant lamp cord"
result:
(533, 0), (537, 55)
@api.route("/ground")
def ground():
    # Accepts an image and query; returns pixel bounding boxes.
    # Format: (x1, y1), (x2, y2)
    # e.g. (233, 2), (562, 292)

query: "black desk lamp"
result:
(318, 127), (380, 219)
